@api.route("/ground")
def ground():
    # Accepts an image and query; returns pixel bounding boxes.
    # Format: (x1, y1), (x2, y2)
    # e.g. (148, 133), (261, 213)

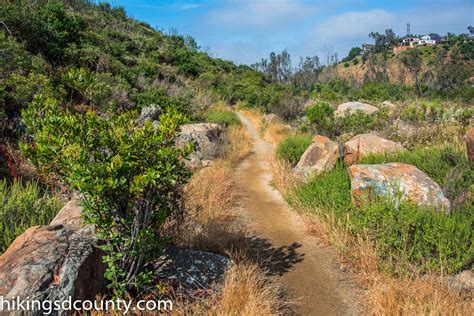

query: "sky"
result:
(108, 0), (474, 65)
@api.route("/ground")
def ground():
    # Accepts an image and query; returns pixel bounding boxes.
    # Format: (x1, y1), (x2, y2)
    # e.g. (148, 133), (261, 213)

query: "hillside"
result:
(0, 0), (286, 175)
(334, 44), (474, 86)
(0, 1), (473, 314)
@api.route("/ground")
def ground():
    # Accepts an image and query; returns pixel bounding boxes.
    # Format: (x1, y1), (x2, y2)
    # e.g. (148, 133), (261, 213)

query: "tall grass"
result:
(275, 134), (312, 166)
(204, 109), (241, 127)
(289, 161), (472, 274)
(0, 179), (62, 253)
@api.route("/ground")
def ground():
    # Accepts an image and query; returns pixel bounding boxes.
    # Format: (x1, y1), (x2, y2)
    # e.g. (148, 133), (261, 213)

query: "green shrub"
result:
(204, 109), (241, 127)
(400, 100), (445, 124)
(21, 95), (191, 297)
(306, 102), (334, 134)
(289, 162), (473, 274)
(335, 111), (376, 134)
(0, 179), (62, 254)
(0, 1), (86, 63)
(276, 134), (312, 166)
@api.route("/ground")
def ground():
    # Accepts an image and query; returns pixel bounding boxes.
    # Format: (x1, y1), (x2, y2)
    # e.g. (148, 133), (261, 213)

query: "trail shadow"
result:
(243, 236), (304, 276)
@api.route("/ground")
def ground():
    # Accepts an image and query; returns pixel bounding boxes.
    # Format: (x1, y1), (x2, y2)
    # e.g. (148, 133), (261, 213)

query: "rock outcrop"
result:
(0, 200), (105, 314)
(344, 133), (404, 165)
(156, 248), (230, 290)
(136, 104), (162, 126)
(335, 101), (378, 118)
(467, 127), (474, 166)
(448, 270), (474, 292)
(176, 123), (225, 169)
(293, 135), (340, 179)
(349, 163), (450, 211)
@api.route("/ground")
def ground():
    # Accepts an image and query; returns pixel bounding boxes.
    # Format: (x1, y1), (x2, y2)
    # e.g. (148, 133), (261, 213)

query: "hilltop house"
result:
(420, 34), (442, 45)
(401, 37), (422, 47)
(393, 33), (441, 54)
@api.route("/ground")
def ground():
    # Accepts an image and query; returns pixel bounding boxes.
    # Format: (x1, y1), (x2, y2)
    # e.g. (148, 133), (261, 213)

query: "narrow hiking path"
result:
(235, 113), (359, 315)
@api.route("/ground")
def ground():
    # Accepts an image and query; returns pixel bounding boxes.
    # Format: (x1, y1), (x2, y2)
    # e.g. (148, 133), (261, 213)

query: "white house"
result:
(420, 34), (442, 45)
(401, 37), (422, 47)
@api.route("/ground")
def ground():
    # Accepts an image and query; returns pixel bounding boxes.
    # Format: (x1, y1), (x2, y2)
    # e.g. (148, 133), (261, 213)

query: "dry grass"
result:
(177, 115), (282, 315)
(238, 108), (263, 131)
(262, 121), (293, 146)
(224, 125), (253, 167)
(177, 261), (282, 316)
(268, 154), (299, 193)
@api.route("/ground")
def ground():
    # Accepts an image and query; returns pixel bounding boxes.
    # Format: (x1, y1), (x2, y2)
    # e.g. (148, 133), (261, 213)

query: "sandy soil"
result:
(235, 113), (360, 315)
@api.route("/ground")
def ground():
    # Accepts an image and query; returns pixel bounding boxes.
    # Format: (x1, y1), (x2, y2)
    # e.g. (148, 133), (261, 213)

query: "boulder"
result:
(467, 127), (474, 166)
(0, 201), (106, 314)
(136, 104), (162, 126)
(176, 123), (225, 169)
(335, 101), (378, 118)
(344, 134), (404, 165)
(448, 270), (474, 292)
(381, 100), (398, 116)
(293, 135), (340, 179)
(349, 163), (450, 211)
(156, 248), (230, 290)
(263, 114), (278, 125)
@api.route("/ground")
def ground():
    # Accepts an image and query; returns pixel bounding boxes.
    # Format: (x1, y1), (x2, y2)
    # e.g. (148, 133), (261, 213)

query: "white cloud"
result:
(206, 0), (319, 30)
(313, 9), (395, 42)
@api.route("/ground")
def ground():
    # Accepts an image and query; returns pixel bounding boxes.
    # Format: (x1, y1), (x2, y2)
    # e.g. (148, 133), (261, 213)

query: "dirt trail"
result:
(235, 113), (359, 315)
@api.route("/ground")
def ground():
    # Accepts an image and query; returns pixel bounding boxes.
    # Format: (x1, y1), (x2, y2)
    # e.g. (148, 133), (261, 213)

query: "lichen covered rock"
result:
(176, 123), (225, 169)
(156, 248), (230, 290)
(349, 163), (450, 211)
(335, 101), (378, 118)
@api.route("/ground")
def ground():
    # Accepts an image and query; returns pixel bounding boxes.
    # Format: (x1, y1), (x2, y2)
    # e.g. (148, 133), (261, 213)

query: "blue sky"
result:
(109, 0), (474, 65)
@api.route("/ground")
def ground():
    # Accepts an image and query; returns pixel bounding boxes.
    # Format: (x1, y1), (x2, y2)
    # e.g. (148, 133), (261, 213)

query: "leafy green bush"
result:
(204, 109), (241, 126)
(21, 95), (191, 296)
(0, 179), (62, 254)
(357, 82), (409, 102)
(290, 163), (473, 274)
(306, 102), (334, 134)
(276, 134), (312, 166)
(335, 111), (376, 134)
(400, 100), (445, 124)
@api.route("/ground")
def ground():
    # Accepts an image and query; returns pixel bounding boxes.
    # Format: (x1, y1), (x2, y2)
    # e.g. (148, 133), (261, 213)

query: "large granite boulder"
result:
(176, 123), (225, 169)
(349, 163), (450, 211)
(467, 127), (474, 166)
(335, 101), (378, 118)
(0, 200), (105, 314)
(344, 134), (404, 165)
(448, 270), (474, 292)
(293, 135), (340, 179)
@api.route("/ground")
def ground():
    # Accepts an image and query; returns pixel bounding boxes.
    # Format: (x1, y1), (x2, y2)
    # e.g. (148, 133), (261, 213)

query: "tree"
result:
(368, 29), (398, 53)
(292, 55), (321, 90)
(342, 47), (362, 62)
(252, 50), (292, 83)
